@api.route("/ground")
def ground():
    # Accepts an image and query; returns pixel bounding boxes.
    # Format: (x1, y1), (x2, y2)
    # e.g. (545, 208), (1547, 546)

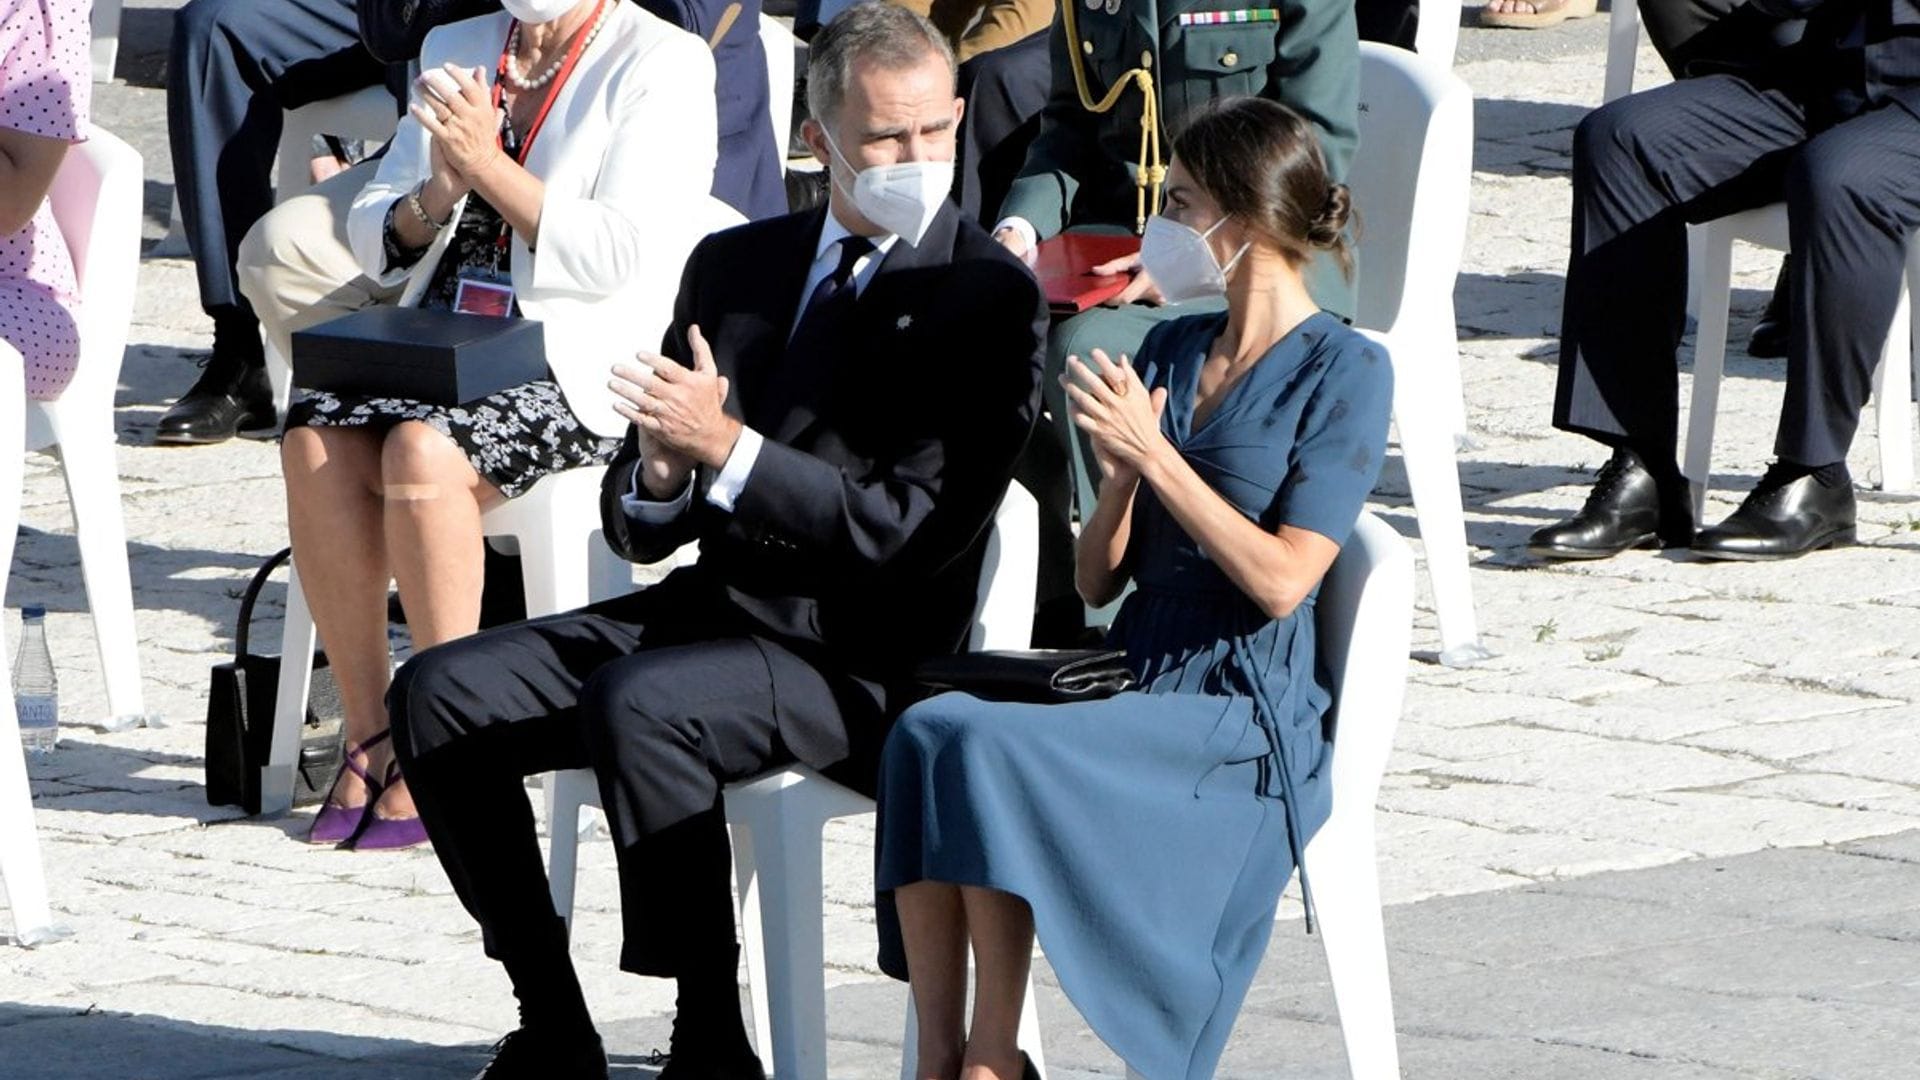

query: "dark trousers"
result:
(1640, 0), (1805, 80)
(1355, 0), (1418, 51)
(1555, 76), (1920, 469)
(168, 0), (385, 327)
(953, 28), (1050, 225)
(388, 575), (884, 976)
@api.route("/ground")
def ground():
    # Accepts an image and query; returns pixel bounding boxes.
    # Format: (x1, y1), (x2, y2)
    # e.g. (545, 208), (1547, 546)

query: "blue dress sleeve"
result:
(1270, 331), (1393, 544)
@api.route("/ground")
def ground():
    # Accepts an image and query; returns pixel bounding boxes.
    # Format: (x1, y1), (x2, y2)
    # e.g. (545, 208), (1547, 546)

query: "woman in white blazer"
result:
(281, 0), (719, 850)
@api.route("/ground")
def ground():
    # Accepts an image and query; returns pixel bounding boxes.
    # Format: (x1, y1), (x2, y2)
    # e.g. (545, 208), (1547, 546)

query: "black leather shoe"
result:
(657, 1046), (766, 1080)
(1691, 468), (1856, 561)
(1528, 448), (1691, 559)
(473, 1027), (608, 1079)
(1747, 262), (1790, 360)
(155, 362), (275, 445)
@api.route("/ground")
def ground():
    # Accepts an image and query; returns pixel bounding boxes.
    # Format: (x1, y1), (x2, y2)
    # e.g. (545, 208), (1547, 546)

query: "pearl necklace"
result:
(505, 3), (611, 92)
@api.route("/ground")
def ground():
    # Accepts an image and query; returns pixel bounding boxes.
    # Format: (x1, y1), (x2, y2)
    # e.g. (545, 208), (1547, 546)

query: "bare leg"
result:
(896, 881), (971, 1080)
(282, 425), (392, 812)
(959, 886), (1035, 1080)
(374, 420), (503, 818)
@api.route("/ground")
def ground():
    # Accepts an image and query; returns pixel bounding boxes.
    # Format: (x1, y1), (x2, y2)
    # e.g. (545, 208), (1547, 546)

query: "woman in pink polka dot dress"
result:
(1, 0), (92, 402)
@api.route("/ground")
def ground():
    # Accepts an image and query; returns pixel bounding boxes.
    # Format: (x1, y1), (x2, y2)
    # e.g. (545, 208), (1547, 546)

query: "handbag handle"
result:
(232, 547), (294, 663)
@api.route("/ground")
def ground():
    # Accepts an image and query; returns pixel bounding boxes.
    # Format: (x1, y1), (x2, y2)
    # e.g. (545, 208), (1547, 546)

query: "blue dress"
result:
(874, 311), (1393, 1079)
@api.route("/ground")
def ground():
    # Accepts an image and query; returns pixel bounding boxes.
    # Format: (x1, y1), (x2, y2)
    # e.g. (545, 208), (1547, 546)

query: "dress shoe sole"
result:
(153, 417), (278, 446)
(1690, 525), (1856, 562)
(1526, 533), (1660, 560)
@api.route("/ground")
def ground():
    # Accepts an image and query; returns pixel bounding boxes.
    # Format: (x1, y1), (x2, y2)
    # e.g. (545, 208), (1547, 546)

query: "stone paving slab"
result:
(7, 4), (1920, 1077)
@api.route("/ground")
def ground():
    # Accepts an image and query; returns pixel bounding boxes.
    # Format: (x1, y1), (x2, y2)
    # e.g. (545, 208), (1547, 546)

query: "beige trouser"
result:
(237, 158), (405, 375)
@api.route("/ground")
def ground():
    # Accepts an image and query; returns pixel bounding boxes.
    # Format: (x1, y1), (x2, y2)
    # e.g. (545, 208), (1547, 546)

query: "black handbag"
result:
(204, 548), (345, 814)
(912, 649), (1136, 704)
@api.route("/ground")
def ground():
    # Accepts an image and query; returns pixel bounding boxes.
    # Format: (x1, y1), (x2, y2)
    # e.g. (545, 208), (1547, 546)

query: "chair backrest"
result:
(1313, 512), (1415, 818)
(33, 127), (143, 439)
(760, 13), (796, 171)
(967, 481), (1040, 652)
(1349, 43), (1473, 341)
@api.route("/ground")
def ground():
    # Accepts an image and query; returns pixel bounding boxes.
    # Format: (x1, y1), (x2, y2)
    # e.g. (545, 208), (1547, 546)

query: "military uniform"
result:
(997, 0), (1359, 641)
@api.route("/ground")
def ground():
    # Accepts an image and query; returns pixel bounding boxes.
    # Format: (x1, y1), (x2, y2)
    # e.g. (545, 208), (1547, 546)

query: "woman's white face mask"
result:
(821, 128), (953, 248)
(1138, 214), (1249, 303)
(501, 0), (578, 24)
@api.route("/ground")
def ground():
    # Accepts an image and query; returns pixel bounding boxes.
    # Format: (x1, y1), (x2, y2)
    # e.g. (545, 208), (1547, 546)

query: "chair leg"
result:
(1392, 364), (1485, 666)
(264, 563), (320, 815)
(730, 819), (777, 1066)
(544, 769), (592, 929)
(738, 805), (830, 1080)
(0, 692), (61, 945)
(1683, 229), (1735, 523)
(1874, 282), (1915, 494)
(1303, 819), (1401, 1080)
(48, 418), (147, 724)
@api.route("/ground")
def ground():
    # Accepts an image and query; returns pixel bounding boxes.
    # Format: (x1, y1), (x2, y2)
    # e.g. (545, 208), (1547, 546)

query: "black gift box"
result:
(292, 306), (547, 406)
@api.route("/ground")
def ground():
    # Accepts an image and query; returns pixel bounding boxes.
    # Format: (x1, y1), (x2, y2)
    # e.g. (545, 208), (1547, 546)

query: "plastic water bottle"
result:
(13, 605), (58, 755)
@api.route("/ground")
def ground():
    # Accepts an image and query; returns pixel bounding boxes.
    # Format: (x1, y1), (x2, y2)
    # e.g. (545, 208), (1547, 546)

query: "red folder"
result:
(1033, 233), (1141, 314)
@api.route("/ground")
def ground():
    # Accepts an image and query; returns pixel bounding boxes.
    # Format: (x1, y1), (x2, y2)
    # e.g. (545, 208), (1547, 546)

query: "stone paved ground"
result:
(6, 3), (1920, 1076)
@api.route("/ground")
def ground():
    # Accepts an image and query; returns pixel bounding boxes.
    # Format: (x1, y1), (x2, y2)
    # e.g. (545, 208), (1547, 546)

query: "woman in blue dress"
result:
(874, 97), (1395, 1080)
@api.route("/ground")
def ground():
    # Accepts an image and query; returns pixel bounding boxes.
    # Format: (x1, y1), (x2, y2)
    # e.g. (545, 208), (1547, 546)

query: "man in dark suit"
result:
(1535, 0), (1920, 562)
(385, 6), (1046, 1077)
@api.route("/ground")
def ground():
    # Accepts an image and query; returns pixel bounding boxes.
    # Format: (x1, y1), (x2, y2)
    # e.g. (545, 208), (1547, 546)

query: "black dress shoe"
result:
(1747, 262), (1790, 359)
(656, 1046), (766, 1080)
(1528, 448), (1692, 559)
(156, 361), (276, 445)
(1692, 467), (1856, 561)
(474, 1027), (608, 1079)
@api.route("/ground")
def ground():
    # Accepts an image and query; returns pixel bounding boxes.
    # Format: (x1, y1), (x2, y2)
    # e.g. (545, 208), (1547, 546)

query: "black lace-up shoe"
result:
(472, 1028), (608, 1079)
(1692, 464), (1856, 561)
(1529, 448), (1692, 559)
(155, 357), (275, 444)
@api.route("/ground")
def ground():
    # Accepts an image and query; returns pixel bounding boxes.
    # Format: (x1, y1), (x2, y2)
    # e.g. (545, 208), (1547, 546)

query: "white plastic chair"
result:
(1349, 43), (1486, 666)
(2, 340), (62, 947)
(1412, 0), (1461, 67)
(1604, 0), (1643, 104)
(1682, 205), (1917, 517)
(760, 12), (796, 168)
(276, 86), (401, 202)
(260, 466), (633, 814)
(22, 128), (150, 727)
(1102, 513), (1415, 1080)
(545, 483), (1049, 1080)
(91, 0), (124, 82)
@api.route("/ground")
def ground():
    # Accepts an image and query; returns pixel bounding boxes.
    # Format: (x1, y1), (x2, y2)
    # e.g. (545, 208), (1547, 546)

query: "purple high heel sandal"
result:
(346, 757), (429, 851)
(307, 730), (390, 845)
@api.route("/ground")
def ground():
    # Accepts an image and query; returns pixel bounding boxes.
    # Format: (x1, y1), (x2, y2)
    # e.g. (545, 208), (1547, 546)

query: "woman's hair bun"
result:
(1306, 184), (1351, 249)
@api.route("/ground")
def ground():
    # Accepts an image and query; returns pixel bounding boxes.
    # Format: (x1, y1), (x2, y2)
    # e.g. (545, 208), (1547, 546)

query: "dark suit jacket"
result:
(598, 202), (1047, 775)
(358, 0), (785, 220)
(1784, 0), (1920, 122)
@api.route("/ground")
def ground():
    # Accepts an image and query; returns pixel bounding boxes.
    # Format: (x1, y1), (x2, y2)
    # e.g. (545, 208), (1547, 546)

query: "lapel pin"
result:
(897, 314), (914, 331)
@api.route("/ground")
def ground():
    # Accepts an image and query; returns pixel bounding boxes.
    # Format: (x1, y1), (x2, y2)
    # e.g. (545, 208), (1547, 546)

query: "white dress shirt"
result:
(623, 212), (897, 523)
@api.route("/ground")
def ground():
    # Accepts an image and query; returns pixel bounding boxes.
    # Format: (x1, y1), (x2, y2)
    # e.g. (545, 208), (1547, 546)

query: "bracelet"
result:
(407, 183), (452, 233)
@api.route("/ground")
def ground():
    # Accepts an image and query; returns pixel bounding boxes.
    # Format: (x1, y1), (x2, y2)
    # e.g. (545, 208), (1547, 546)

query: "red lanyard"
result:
(491, 0), (606, 167)
(487, 0), (605, 261)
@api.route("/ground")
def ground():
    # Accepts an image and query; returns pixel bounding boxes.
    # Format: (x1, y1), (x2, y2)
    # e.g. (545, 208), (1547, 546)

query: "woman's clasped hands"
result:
(411, 63), (504, 197)
(1061, 347), (1170, 484)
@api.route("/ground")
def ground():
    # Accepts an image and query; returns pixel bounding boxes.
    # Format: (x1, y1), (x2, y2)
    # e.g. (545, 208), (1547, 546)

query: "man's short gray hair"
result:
(805, 2), (957, 129)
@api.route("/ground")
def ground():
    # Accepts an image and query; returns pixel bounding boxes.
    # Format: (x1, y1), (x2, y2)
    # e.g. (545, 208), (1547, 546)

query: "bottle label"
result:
(15, 694), (57, 729)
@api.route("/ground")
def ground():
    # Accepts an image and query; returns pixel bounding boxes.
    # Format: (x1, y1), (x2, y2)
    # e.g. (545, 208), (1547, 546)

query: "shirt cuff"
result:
(992, 216), (1039, 263)
(620, 461), (694, 524)
(705, 426), (763, 512)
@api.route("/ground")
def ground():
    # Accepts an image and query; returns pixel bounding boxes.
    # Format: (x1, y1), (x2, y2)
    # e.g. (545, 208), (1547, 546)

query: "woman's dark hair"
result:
(1170, 97), (1355, 279)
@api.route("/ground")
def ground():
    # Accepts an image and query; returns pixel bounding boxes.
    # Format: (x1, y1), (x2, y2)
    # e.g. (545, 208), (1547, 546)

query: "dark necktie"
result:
(792, 235), (875, 343)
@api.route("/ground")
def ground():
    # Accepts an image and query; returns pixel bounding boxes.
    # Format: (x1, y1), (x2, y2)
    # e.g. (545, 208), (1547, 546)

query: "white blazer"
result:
(347, 5), (719, 439)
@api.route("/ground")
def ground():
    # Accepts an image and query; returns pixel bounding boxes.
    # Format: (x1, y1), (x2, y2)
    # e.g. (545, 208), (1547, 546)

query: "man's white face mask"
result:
(822, 127), (953, 248)
(501, 0), (577, 24)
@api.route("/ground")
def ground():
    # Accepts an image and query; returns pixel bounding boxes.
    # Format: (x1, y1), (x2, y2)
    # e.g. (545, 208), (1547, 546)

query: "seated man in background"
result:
(384, 5), (1046, 1076)
(992, 0), (1359, 642)
(238, 0), (783, 380)
(159, 0), (390, 444)
(1533, 0), (1920, 562)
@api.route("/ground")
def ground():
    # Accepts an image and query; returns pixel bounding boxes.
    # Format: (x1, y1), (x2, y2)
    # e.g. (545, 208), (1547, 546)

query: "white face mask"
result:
(822, 129), (953, 248)
(1139, 214), (1249, 303)
(501, 0), (577, 24)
